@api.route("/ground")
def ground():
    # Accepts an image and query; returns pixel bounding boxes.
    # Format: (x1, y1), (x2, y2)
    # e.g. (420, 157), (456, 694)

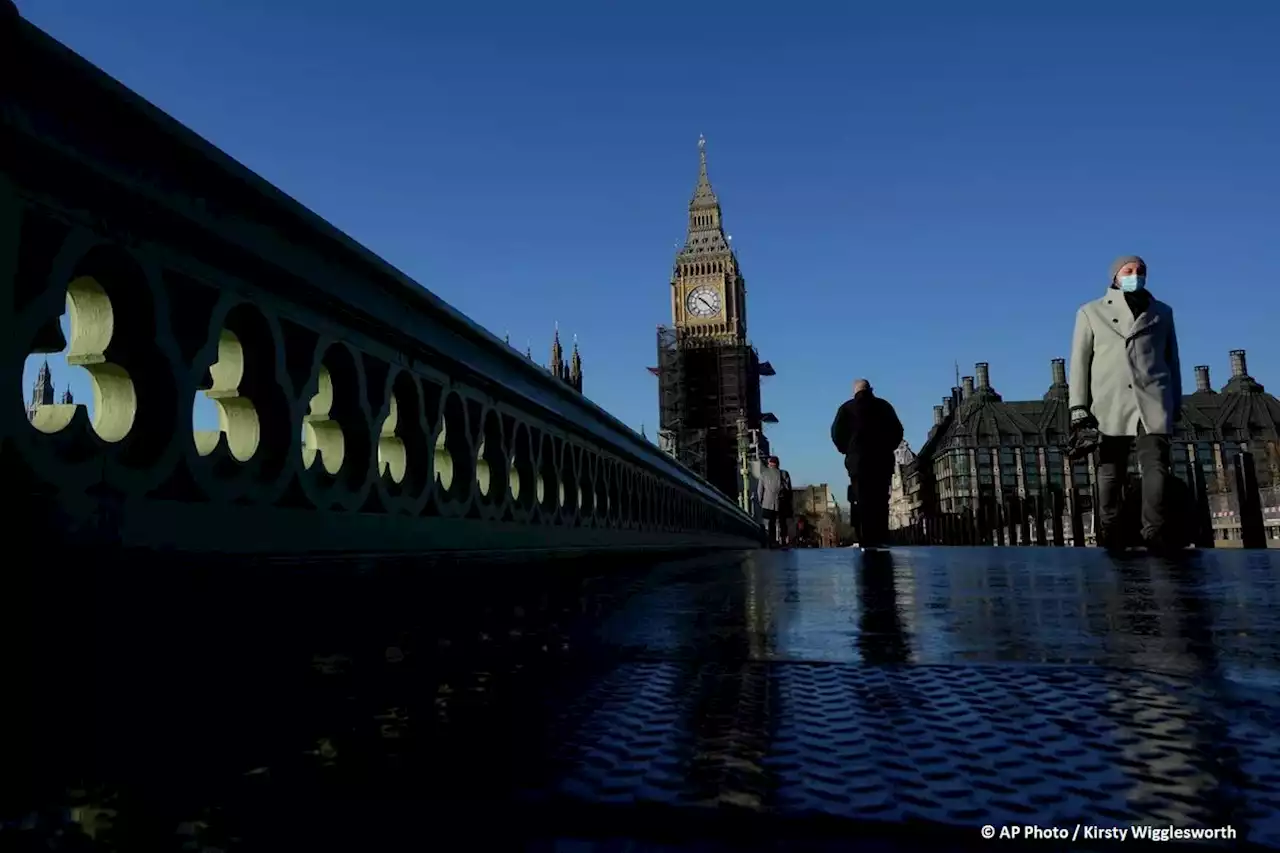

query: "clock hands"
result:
(688, 288), (718, 317)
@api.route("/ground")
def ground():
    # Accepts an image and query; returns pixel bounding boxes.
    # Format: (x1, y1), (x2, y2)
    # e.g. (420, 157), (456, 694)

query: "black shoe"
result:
(1097, 527), (1127, 554)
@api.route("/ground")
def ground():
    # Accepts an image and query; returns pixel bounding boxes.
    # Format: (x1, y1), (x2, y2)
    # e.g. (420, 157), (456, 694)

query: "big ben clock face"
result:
(686, 285), (721, 318)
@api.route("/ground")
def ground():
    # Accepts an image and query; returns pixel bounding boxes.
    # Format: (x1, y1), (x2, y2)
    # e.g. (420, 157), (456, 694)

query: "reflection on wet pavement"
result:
(4, 547), (1279, 850)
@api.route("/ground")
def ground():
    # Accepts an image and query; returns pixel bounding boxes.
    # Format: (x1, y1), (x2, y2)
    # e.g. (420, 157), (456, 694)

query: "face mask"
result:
(1118, 274), (1146, 293)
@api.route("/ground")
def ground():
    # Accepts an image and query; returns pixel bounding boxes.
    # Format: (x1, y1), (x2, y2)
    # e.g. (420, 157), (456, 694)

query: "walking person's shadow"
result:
(856, 550), (912, 665)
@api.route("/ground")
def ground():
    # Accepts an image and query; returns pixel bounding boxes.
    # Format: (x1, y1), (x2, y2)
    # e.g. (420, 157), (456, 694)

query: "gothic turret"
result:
(26, 360), (55, 422)
(542, 326), (584, 394)
(551, 324), (564, 380)
(569, 336), (583, 393)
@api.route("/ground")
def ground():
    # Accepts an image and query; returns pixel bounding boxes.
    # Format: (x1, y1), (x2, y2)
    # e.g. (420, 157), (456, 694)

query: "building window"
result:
(1194, 441), (1217, 487)
(1022, 449), (1040, 489)
(1046, 448), (1064, 486)
(1000, 448), (1017, 487)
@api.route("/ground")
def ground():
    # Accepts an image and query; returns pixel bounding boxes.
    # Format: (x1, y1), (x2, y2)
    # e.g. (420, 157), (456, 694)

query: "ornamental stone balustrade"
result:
(1, 7), (763, 554)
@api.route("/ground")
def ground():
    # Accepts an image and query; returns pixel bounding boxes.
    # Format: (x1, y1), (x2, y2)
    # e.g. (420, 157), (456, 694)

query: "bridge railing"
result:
(889, 446), (1274, 549)
(0, 8), (763, 554)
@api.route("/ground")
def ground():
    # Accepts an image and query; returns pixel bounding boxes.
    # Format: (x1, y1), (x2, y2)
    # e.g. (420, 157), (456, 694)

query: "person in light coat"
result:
(777, 465), (794, 546)
(756, 456), (784, 547)
(1068, 254), (1182, 551)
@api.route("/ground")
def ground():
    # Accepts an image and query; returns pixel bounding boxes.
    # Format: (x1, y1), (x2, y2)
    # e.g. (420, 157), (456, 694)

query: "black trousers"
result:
(848, 463), (892, 547)
(762, 509), (778, 544)
(1096, 425), (1172, 542)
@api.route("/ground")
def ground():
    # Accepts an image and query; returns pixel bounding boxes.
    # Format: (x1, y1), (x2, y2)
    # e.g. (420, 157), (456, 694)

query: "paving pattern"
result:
(522, 548), (1280, 850)
(4, 546), (1279, 851)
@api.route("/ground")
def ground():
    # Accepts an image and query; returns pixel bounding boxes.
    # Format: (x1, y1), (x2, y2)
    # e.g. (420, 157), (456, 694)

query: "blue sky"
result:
(17, 0), (1280, 491)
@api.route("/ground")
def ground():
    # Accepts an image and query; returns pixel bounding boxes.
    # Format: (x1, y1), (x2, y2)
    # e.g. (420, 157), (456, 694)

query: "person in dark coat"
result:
(1069, 254), (1183, 553)
(831, 379), (904, 549)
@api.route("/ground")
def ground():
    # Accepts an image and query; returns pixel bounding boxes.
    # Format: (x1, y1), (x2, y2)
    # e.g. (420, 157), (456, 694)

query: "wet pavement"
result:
(4, 546), (1280, 851)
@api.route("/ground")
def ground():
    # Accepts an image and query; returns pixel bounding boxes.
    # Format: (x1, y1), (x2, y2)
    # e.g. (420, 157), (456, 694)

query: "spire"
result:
(504, 331), (510, 346)
(691, 134), (718, 209)
(32, 360), (54, 407)
(679, 136), (731, 259)
(640, 423), (647, 440)
(570, 335), (582, 392)
(28, 359), (55, 422)
(550, 324), (564, 378)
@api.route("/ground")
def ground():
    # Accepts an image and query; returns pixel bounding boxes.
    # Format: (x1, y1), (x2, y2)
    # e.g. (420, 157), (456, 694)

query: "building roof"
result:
(894, 440), (916, 466)
(914, 350), (1279, 461)
(935, 364), (1042, 450)
(1214, 352), (1280, 442)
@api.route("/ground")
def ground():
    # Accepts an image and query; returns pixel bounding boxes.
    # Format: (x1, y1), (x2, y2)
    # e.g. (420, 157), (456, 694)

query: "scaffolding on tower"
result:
(648, 325), (775, 500)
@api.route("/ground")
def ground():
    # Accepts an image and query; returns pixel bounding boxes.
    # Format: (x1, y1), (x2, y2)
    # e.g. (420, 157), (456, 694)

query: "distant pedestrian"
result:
(795, 515), (809, 546)
(756, 455), (784, 547)
(830, 379), (904, 550)
(1068, 254), (1183, 553)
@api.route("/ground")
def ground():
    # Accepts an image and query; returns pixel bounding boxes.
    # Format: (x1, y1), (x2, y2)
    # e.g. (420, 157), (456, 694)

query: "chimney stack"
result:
(1229, 349), (1248, 378)
(1051, 358), (1066, 385)
(975, 362), (990, 390)
(1195, 365), (1211, 393)
(961, 376), (975, 398)
(942, 397), (953, 418)
(933, 405), (944, 426)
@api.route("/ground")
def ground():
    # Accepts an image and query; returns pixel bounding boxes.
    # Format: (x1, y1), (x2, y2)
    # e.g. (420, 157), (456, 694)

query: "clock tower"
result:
(651, 137), (773, 503)
(671, 136), (747, 344)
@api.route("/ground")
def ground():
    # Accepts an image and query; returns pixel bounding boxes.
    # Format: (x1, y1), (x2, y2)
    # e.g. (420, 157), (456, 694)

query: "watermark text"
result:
(979, 823), (1238, 842)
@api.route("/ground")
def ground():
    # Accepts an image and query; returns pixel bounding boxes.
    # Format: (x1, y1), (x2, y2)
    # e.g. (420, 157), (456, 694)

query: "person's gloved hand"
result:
(1067, 408), (1100, 459)
(1070, 408), (1097, 431)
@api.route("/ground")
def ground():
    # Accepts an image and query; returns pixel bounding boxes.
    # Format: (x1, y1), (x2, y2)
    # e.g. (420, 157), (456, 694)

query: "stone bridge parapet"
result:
(0, 10), (762, 554)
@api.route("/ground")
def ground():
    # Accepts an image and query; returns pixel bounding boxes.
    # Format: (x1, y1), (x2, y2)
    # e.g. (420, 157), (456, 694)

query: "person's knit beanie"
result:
(1110, 254), (1146, 282)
